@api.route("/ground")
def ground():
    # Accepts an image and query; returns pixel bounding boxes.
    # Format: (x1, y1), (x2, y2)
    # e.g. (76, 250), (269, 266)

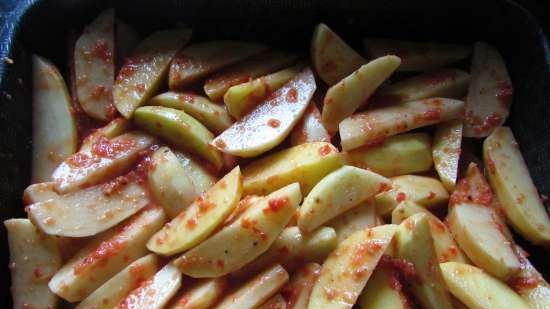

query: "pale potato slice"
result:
(327, 199), (378, 243)
(48, 207), (166, 302)
(449, 162), (495, 207)
(5, 219), (62, 309)
(484, 126), (550, 245)
(433, 120), (462, 191)
(74, 9), (115, 121)
(211, 68), (316, 157)
(242, 142), (342, 196)
(148, 167), (242, 256)
(290, 102), (330, 146)
(149, 147), (198, 218)
(510, 246), (550, 309)
(27, 180), (149, 237)
(75, 254), (159, 309)
(311, 23), (366, 85)
(169, 41), (267, 89)
(363, 38), (471, 72)
(134, 106), (223, 170)
(307, 225), (397, 309)
(52, 132), (155, 193)
(32, 55), (77, 183)
(23, 182), (58, 205)
(258, 294), (287, 309)
(115, 19), (140, 65)
(440, 262), (531, 309)
(285, 263), (321, 309)
(343, 133), (432, 177)
(168, 278), (227, 309)
(340, 98), (464, 151)
(298, 165), (390, 233)
(214, 264), (289, 309)
(114, 28), (191, 118)
(358, 265), (410, 309)
(175, 183), (301, 277)
(322, 55), (401, 134)
(79, 117), (130, 152)
(149, 92), (233, 134)
(464, 42), (513, 137)
(173, 150), (218, 194)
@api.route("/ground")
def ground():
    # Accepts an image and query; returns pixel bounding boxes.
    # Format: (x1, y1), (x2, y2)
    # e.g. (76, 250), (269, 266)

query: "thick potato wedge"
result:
(32, 55), (77, 183)
(134, 106), (223, 170)
(290, 102), (330, 146)
(311, 23), (366, 85)
(307, 225), (397, 309)
(168, 278), (227, 309)
(484, 126), (550, 245)
(48, 207), (166, 302)
(433, 120), (462, 191)
(344, 133), (432, 177)
(258, 294), (286, 309)
(211, 68), (316, 157)
(115, 19), (140, 66)
(284, 263), (321, 309)
(175, 183), (301, 277)
(464, 42), (513, 137)
(79, 117), (130, 152)
(339, 98), (464, 151)
(298, 166), (390, 232)
(327, 199), (378, 243)
(23, 182), (58, 205)
(5, 219), (62, 309)
(321, 55), (401, 134)
(242, 142), (342, 196)
(440, 262), (531, 309)
(148, 167), (242, 256)
(510, 246), (550, 309)
(173, 150), (217, 194)
(358, 265), (410, 309)
(450, 162), (494, 207)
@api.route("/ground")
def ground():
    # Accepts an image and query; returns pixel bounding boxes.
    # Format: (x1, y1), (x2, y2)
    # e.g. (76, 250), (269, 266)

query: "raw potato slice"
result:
(5, 219), (62, 309)
(464, 42), (513, 137)
(168, 278), (226, 309)
(343, 133), (432, 177)
(27, 181), (149, 237)
(32, 55), (77, 183)
(115, 19), (140, 65)
(510, 246), (550, 309)
(149, 92), (233, 134)
(48, 207), (166, 302)
(440, 262), (531, 309)
(23, 182), (58, 205)
(174, 150), (217, 194)
(449, 162), (495, 207)
(327, 199), (378, 243)
(74, 9), (115, 121)
(307, 225), (397, 309)
(322, 55), (401, 134)
(214, 264), (289, 309)
(363, 38), (471, 72)
(340, 98), (464, 151)
(148, 167), (242, 256)
(311, 23), (366, 85)
(284, 263), (321, 309)
(290, 103), (330, 146)
(149, 147), (198, 218)
(52, 132), (155, 193)
(79, 117), (130, 152)
(114, 28), (191, 118)
(134, 106), (223, 170)
(433, 120), (462, 191)
(114, 263), (182, 309)
(298, 165), (390, 232)
(258, 294), (287, 309)
(211, 68), (316, 157)
(242, 142), (342, 196)
(484, 126), (550, 245)
(76, 254), (159, 309)
(224, 64), (302, 119)
(358, 265), (410, 309)
(175, 183), (301, 277)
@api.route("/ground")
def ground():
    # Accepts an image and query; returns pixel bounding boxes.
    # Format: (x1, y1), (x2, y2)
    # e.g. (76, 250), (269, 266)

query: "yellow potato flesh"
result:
(168, 278), (226, 309)
(358, 266), (409, 309)
(433, 120), (463, 191)
(290, 102), (330, 146)
(327, 199), (378, 243)
(79, 117), (130, 153)
(23, 182), (58, 205)
(257, 294), (287, 309)
(285, 263), (321, 309)
(173, 150), (218, 194)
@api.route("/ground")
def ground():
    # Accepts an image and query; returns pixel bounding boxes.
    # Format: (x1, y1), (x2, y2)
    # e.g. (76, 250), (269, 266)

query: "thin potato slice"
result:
(290, 102), (330, 146)
(358, 265), (410, 309)
(327, 199), (378, 243)
(174, 150), (218, 194)
(258, 294), (287, 309)
(284, 263), (321, 309)
(433, 120), (463, 191)
(168, 278), (226, 309)
(79, 117), (130, 152)
(23, 182), (58, 205)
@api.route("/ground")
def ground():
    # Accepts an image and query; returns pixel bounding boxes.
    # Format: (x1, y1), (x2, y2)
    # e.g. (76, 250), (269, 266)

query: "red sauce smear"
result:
(395, 192), (407, 203)
(93, 39), (112, 62)
(286, 87), (298, 103)
(508, 275), (540, 293)
(414, 108), (441, 124)
(264, 197), (289, 214)
(495, 81), (513, 107)
(67, 152), (94, 168)
(268, 118), (281, 128)
(73, 238), (127, 275)
(318, 144), (333, 156)
(379, 255), (422, 284)
(91, 135), (136, 159)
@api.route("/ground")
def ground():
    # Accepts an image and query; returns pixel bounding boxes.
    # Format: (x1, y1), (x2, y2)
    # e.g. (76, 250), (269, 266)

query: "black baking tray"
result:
(1, 0), (549, 306)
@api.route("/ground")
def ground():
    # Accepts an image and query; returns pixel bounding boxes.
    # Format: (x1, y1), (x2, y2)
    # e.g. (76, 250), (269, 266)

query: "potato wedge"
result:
(242, 142), (342, 196)
(509, 246), (550, 309)
(168, 278), (227, 309)
(258, 294), (287, 309)
(464, 42), (513, 137)
(343, 133), (432, 177)
(48, 206), (166, 302)
(322, 55), (401, 134)
(290, 102), (330, 146)
(211, 68), (316, 157)
(114, 28), (191, 118)
(74, 9), (115, 121)
(23, 182), (58, 205)
(450, 162), (494, 207)
(311, 23), (366, 85)
(484, 126), (550, 245)
(5, 219), (62, 309)
(440, 262), (531, 309)
(79, 117), (130, 152)
(358, 264), (410, 309)
(115, 19), (140, 66)
(148, 167), (242, 256)
(175, 183), (300, 277)
(327, 199), (378, 243)
(433, 120), (462, 191)
(283, 263), (321, 309)
(174, 150), (217, 194)
(298, 166), (390, 232)
(307, 224), (397, 309)
(340, 98), (464, 151)
(32, 55), (77, 183)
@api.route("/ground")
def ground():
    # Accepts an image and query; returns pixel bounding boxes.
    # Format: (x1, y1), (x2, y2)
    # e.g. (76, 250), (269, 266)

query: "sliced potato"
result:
(23, 182), (58, 205)
(174, 150), (217, 194)
(433, 120), (462, 191)
(290, 102), (330, 146)
(340, 98), (464, 151)
(450, 162), (494, 207)
(32, 55), (77, 183)
(79, 117), (130, 152)
(298, 165), (390, 232)
(148, 167), (242, 256)
(5, 219), (62, 309)
(484, 126), (550, 245)
(258, 294), (287, 309)
(211, 68), (316, 157)
(358, 265), (410, 309)
(168, 278), (226, 309)
(510, 246), (550, 309)
(242, 142), (342, 196)
(114, 28), (191, 118)
(327, 199), (378, 243)
(284, 263), (321, 309)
